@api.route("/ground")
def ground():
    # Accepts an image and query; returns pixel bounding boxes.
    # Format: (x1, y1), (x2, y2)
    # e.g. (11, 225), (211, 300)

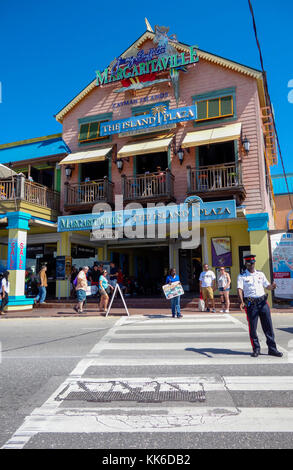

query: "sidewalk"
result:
(1, 305), (293, 319)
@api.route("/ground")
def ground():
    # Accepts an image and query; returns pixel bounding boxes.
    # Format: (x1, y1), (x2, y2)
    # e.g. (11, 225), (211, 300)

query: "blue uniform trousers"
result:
(245, 298), (277, 352)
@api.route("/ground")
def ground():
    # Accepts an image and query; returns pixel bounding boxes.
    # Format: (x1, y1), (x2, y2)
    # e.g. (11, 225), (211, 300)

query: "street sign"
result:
(105, 283), (130, 317)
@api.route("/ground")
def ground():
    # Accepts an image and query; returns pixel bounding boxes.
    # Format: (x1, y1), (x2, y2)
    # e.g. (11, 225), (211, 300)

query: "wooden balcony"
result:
(0, 176), (60, 212)
(64, 177), (114, 211)
(187, 162), (246, 205)
(122, 170), (175, 204)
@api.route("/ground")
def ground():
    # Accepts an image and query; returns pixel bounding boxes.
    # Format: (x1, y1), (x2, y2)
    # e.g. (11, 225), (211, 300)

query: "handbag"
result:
(198, 293), (205, 312)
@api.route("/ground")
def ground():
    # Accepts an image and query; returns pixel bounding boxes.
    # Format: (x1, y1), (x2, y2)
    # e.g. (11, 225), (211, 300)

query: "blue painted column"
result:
(6, 212), (34, 311)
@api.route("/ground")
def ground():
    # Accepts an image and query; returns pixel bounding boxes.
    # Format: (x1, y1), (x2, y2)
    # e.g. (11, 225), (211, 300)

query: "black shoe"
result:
(268, 350), (283, 357)
(177, 314), (183, 318)
(251, 350), (260, 357)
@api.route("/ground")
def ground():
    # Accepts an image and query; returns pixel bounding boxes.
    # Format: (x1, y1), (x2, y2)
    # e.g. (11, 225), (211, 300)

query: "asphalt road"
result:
(0, 313), (293, 450)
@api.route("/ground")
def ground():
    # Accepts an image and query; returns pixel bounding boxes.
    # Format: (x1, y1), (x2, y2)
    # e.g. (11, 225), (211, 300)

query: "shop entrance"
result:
(26, 243), (57, 298)
(179, 245), (202, 294)
(110, 245), (169, 296)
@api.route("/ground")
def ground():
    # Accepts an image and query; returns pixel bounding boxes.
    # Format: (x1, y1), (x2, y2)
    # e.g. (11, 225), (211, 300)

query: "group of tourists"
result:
(72, 262), (119, 314)
(166, 263), (231, 318)
(166, 254), (283, 358)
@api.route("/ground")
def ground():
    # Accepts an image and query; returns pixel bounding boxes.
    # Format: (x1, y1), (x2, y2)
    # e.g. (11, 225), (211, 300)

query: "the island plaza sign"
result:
(100, 105), (197, 136)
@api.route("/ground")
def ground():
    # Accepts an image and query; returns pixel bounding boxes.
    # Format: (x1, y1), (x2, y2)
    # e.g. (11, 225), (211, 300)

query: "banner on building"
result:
(211, 237), (232, 267)
(270, 232), (293, 299)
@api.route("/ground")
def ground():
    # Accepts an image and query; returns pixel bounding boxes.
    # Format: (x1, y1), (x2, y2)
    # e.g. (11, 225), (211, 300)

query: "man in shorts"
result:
(199, 264), (216, 312)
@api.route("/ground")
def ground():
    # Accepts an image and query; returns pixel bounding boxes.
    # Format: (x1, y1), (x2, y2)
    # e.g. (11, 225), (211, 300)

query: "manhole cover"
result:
(56, 379), (206, 403)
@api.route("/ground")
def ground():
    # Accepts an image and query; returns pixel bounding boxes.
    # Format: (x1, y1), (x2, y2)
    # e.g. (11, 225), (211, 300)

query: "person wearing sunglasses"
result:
(218, 267), (231, 312)
(237, 254), (283, 358)
(99, 269), (114, 313)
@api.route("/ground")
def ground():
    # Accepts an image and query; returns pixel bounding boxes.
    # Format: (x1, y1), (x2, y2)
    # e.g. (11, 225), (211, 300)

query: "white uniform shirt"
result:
(199, 270), (216, 288)
(237, 270), (270, 298)
(1, 278), (9, 294)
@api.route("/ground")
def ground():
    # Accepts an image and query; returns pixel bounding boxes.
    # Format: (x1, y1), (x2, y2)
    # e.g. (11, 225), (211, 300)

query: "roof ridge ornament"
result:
(145, 18), (153, 32)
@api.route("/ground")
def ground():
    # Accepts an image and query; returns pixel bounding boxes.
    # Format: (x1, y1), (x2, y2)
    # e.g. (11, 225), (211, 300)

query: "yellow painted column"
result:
(97, 247), (104, 261)
(247, 213), (272, 306)
(56, 232), (72, 299)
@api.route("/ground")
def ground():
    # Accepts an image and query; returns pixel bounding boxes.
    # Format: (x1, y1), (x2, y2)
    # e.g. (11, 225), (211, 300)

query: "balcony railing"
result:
(187, 162), (243, 192)
(65, 177), (114, 207)
(0, 176), (60, 211)
(122, 170), (175, 202)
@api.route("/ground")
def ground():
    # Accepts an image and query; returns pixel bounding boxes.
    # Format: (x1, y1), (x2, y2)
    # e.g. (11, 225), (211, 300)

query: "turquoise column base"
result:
(6, 296), (34, 311)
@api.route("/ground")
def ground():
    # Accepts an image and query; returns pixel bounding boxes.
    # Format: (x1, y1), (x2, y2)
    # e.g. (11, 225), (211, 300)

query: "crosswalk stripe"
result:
(112, 331), (247, 338)
(5, 407), (292, 434)
(123, 318), (232, 325)
(100, 342), (254, 350)
(117, 323), (241, 331)
(87, 356), (288, 365)
(223, 376), (293, 390)
(58, 375), (293, 392)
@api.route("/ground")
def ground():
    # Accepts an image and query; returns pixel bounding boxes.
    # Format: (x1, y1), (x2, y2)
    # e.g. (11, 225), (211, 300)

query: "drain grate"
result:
(57, 380), (206, 404)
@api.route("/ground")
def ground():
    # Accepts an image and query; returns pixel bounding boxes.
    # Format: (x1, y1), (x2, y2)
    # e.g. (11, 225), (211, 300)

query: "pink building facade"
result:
(54, 29), (277, 297)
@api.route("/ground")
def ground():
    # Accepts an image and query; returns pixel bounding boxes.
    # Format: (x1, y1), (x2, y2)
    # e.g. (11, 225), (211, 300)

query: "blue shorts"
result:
(76, 289), (86, 302)
(219, 287), (230, 292)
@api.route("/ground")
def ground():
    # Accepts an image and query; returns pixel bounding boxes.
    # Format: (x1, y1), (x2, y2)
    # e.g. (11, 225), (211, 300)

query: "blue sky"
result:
(0, 0), (292, 175)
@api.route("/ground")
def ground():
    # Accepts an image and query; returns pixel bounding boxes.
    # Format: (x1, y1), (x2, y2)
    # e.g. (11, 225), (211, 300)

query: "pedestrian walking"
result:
(0, 271), (10, 315)
(74, 266), (89, 314)
(35, 265), (48, 304)
(70, 265), (78, 298)
(99, 269), (114, 313)
(237, 254), (283, 358)
(89, 264), (100, 294)
(117, 267), (126, 294)
(109, 262), (118, 288)
(199, 264), (216, 312)
(218, 267), (231, 312)
(165, 268), (183, 318)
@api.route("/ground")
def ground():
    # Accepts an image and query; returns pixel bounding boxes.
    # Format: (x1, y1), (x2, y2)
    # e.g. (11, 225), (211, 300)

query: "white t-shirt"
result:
(199, 270), (216, 287)
(237, 270), (270, 298)
(218, 273), (229, 288)
(1, 278), (9, 294)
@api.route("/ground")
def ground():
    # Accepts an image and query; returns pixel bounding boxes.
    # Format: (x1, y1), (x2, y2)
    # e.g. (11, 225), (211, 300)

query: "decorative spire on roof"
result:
(145, 18), (153, 32)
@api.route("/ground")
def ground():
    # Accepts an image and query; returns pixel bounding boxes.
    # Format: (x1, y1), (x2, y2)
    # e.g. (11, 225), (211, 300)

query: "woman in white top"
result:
(0, 271), (10, 315)
(217, 267), (231, 312)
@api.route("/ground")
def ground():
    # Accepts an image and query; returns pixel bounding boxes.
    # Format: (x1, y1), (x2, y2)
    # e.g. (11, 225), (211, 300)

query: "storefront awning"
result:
(182, 122), (242, 148)
(117, 137), (173, 158)
(59, 147), (113, 165)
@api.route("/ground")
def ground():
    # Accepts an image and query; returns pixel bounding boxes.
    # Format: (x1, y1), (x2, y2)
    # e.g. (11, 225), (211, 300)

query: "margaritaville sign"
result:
(96, 45), (199, 86)
(100, 105), (197, 136)
(57, 200), (236, 233)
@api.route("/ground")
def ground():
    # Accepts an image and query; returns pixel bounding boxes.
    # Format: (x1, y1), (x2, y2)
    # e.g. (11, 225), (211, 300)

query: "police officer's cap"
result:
(243, 254), (256, 263)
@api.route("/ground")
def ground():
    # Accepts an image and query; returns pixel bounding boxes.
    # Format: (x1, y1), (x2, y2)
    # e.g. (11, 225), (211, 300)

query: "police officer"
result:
(237, 254), (283, 358)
